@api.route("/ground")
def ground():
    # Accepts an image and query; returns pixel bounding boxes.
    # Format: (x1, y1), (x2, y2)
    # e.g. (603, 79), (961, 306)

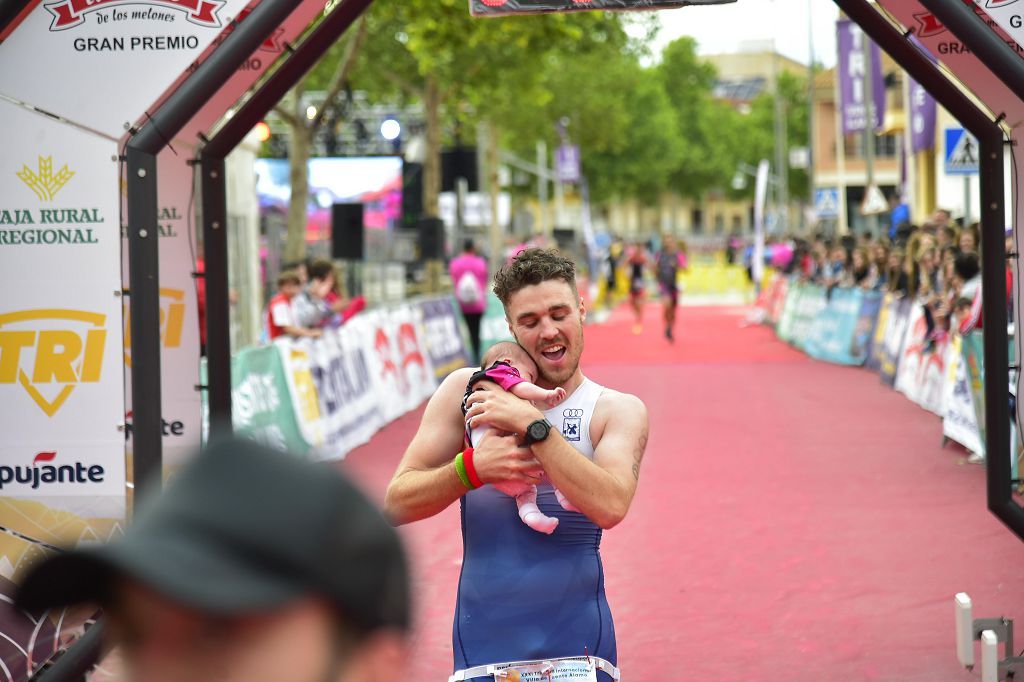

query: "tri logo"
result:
(0, 309), (107, 417)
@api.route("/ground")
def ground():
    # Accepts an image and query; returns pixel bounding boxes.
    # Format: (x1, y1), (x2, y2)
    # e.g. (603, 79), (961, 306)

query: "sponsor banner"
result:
(0, 101), (126, 526)
(962, 332), (987, 451)
(943, 336), (983, 454)
(365, 305), (435, 423)
(836, 18), (885, 134)
(894, 302), (947, 414)
(470, 0), (735, 17)
(276, 341), (325, 449)
(877, 1), (1024, 127)
(768, 277), (789, 326)
(304, 316), (384, 460)
(0, 0), (252, 139)
(866, 293), (896, 372)
(803, 287), (873, 366)
(785, 284), (827, 350)
(123, 149), (202, 471)
(231, 344), (312, 454)
(852, 291), (883, 365)
(480, 293), (514, 359)
(419, 297), (474, 380)
(879, 297), (911, 386)
(775, 281), (801, 341)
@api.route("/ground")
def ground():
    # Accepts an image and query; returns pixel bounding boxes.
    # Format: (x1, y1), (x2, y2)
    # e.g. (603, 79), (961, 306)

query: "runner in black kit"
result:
(655, 235), (687, 342)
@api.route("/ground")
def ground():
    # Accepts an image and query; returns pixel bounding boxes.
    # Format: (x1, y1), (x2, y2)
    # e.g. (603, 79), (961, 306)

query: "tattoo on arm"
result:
(632, 431), (648, 480)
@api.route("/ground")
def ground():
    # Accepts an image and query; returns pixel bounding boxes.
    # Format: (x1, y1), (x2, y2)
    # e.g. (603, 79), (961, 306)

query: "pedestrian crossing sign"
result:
(814, 188), (840, 218)
(945, 128), (979, 175)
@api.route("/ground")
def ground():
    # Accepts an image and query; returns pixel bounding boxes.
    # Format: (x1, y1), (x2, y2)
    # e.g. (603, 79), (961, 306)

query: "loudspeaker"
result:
(418, 217), (446, 260)
(402, 161), (423, 229)
(331, 203), (364, 260)
(441, 147), (479, 193)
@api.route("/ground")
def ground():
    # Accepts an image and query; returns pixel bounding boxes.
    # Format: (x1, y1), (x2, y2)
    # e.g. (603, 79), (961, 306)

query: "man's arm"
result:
(384, 368), (542, 526)
(464, 389), (649, 529)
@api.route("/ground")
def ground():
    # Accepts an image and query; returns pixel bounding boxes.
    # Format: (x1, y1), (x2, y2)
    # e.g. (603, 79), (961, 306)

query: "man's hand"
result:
(473, 431), (543, 485)
(464, 386), (544, 435)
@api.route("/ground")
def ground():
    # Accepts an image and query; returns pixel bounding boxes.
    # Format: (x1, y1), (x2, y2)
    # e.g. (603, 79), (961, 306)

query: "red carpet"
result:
(340, 304), (1024, 680)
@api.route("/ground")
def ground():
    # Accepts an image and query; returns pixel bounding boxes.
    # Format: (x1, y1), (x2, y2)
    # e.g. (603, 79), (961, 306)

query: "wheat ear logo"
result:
(17, 156), (74, 202)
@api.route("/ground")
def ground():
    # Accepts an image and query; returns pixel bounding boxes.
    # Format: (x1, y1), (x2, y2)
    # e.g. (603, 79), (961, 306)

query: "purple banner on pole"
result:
(908, 77), (936, 152)
(555, 144), (581, 184)
(837, 18), (885, 135)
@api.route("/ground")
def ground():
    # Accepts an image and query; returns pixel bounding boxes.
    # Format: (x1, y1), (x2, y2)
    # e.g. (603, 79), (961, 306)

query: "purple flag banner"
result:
(555, 145), (581, 184)
(837, 18), (886, 135)
(908, 77), (936, 152)
(471, 0), (735, 16)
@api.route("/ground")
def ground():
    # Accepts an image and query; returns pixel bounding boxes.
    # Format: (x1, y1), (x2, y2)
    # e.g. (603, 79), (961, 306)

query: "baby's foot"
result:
(521, 509), (559, 534)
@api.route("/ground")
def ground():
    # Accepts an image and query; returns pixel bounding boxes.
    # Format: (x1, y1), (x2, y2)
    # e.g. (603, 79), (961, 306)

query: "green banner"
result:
(231, 345), (312, 455)
(478, 293), (514, 360)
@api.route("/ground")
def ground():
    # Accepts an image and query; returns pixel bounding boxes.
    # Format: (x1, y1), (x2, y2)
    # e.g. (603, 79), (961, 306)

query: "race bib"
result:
(490, 659), (598, 681)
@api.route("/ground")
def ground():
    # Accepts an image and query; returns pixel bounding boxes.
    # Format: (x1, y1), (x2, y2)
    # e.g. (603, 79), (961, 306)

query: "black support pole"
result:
(201, 156), (231, 442)
(200, 0), (376, 433)
(835, 0), (1020, 540)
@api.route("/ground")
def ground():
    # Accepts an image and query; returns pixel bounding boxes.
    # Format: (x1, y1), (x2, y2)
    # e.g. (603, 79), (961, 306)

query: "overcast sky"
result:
(642, 0), (840, 68)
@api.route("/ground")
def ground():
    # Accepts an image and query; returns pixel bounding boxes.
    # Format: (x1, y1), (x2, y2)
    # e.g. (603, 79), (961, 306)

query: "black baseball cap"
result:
(16, 438), (409, 632)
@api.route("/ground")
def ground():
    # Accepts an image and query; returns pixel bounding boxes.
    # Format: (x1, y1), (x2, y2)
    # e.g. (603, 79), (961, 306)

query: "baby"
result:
(462, 341), (574, 534)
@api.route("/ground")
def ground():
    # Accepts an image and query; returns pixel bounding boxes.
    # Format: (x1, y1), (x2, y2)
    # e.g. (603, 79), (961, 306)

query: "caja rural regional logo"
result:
(45, 0), (225, 31)
(0, 309), (107, 417)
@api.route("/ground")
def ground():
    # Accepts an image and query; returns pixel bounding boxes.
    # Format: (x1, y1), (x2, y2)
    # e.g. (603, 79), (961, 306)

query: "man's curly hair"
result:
(492, 248), (577, 307)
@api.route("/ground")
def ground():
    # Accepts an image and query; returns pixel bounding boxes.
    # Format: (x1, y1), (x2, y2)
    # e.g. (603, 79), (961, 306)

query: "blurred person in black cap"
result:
(16, 438), (409, 682)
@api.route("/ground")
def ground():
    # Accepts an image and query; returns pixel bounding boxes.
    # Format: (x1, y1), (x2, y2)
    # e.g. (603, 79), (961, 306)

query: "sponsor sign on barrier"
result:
(232, 297), (468, 462)
(804, 288), (871, 366)
(420, 297), (474, 379)
(852, 293), (883, 365)
(231, 344), (313, 455)
(879, 297), (911, 387)
(480, 293), (515, 359)
(894, 302), (947, 415)
(943, 337), (983, 455)
(867, 294), (894, 372)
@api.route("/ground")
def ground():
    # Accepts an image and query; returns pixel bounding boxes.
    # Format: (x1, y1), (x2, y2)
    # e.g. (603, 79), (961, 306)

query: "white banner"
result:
(0, 100), (125, 525)
(0, 0), (252, 139)
(894, 302), (946, 414)
(943, 337), (984, 454)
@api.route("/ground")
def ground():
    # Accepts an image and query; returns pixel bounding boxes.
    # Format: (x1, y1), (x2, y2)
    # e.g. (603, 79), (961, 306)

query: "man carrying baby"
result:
(385, 248), (649, 681)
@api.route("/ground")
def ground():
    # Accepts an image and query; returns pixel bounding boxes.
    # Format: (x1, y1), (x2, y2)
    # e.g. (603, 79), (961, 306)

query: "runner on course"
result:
(655, 235), (688, 342)
(384, 249), (649, 681)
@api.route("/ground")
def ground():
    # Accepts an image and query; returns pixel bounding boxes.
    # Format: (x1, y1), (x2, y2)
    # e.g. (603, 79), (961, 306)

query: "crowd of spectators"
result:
(264, 258), (366, 342)
(756, 208), (1011, 344)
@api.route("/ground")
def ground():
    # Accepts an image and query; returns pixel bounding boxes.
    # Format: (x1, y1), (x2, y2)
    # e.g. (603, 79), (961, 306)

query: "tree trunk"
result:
(284, 119), (311, 264)
(423, 76), (442, 218)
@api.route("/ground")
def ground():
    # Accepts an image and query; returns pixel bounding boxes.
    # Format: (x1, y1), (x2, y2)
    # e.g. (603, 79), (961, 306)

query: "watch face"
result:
(529, 420), (548, 441)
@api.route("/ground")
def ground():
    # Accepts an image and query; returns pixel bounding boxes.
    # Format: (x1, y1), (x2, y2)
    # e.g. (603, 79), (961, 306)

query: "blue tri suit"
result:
(453, 378), (616, 680)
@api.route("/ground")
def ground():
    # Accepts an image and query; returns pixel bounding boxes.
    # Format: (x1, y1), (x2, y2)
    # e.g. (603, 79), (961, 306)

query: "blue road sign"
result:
(945, 127), (979, 175)
(814, 188), (840, 218)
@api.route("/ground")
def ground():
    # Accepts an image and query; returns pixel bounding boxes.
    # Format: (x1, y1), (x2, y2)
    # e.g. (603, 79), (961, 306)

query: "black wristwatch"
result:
(523, 418), (552, 446)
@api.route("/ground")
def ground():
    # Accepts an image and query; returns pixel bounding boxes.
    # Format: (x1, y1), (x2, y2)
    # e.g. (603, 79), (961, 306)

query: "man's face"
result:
(106, 582), (404, 682)
(505, 279), (585, 388)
